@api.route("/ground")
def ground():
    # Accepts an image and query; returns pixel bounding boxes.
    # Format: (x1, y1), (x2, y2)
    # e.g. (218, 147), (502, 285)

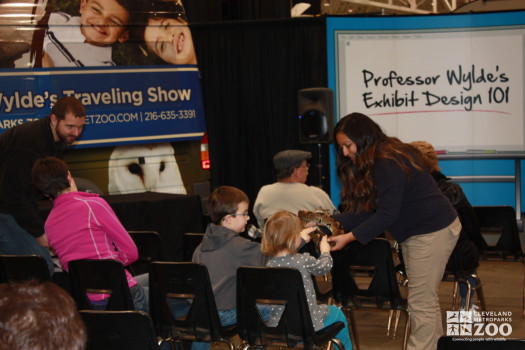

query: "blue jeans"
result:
(459, 276), (477, 309)
(190, 305), (272, 350)
(133, 273), (150, 312)
(191, 308), (237, 350)
(0, 213), (54, 275)
(89, 273), (149, 312)
(324, 305), (352, 350)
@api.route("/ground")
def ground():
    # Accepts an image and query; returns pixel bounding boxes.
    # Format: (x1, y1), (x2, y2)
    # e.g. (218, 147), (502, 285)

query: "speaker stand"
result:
(315, 143), (323, 189)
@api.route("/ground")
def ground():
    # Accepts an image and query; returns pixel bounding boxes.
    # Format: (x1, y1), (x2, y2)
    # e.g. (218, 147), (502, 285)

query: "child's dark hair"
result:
(32, 157), (70, 199)
(207, 186), (249, 225)
(129, 0), (187, 65)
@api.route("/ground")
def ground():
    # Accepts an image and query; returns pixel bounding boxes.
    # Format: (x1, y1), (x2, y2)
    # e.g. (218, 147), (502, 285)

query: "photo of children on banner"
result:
(136, 0), (197, 65)
(42, 0), (143, 67)
(3, 0), (198, 68)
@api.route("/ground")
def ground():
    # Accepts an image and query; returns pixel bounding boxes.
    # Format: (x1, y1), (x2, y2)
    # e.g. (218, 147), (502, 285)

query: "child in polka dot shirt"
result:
(261, 210), (353, 350)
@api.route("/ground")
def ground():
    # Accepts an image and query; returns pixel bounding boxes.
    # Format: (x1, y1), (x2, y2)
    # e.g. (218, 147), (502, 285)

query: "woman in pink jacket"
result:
(32, 156), (148, 312)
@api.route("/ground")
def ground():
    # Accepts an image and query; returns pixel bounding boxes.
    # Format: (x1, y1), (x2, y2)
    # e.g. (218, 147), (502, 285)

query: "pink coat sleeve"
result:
(93, 199), (139, 266)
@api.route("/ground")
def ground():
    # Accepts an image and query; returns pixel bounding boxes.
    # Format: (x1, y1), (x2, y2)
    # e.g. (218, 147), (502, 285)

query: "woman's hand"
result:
(36, 234), (49, 247)
(319, 235), (330, 254)
(300, 227), (317, 243)
(328, 232), (356, 251)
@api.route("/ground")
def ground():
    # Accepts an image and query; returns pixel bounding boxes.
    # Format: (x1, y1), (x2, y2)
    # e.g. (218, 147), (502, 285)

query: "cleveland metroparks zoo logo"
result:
(446, 310), (513, 338)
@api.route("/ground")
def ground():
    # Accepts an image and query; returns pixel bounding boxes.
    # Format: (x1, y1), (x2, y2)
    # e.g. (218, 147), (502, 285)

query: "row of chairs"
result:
(0, 255), (346, 350)
(0, 230), (201, 282)
(0, 236), (490, 350)
(1, 204), (523, 350)
(2, 258), (523, 350)
(1, 246), (519, 350)
(129, 231), (206, 274)
(0, 238), (486, 350)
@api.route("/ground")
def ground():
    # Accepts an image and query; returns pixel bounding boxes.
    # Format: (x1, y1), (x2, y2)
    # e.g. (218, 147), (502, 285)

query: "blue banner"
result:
(0, 65), (206, 148)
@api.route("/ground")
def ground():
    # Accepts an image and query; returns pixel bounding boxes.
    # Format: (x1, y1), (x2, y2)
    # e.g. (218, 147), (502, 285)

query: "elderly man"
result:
(253, 149), (337, 228)
(0, 96), (86, 274)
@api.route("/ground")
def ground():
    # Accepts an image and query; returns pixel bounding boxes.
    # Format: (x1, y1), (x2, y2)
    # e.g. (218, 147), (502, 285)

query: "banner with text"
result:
(0, 66), (206, 148)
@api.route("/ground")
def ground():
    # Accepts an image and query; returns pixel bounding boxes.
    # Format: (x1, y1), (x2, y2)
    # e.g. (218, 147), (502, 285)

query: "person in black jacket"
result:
(0, 96), (86, 274)
(411, 141), (483, 309)
(329, 113), (460, 350)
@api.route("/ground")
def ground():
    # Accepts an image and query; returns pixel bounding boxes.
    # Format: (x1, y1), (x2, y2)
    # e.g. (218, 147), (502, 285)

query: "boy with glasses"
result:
(191, 186), (266, 350)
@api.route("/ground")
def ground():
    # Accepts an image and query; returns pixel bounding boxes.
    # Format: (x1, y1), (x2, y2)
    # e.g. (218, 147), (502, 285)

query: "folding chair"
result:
(237, 266), (345, 350)
(182, 232), (205, 262)
(128, 230), (162, 275)
(81, 310), (162, 350)
(149, 261), (237, 350)
(0, 254), (51, 283)
(331, 238), (410, 350)
(442, 249), (487, 312)
(473, 206), (523, 261)
(473, 206), (525, 316)
(312, 273), (334, 305)
(68, 259), (134, 310)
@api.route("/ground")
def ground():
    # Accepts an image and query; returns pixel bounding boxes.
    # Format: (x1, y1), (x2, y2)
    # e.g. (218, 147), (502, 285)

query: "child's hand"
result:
(300, 227), (317, 243)
(319, 235), (331, 254)
(303, 220), (317, 228)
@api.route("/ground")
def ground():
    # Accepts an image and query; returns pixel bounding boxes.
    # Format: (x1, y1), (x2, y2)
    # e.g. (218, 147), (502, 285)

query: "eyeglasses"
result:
(230, 213), (249, 218)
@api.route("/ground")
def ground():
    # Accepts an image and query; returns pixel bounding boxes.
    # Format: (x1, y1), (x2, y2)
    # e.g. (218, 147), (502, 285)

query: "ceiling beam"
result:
(340, 0), (444, 14)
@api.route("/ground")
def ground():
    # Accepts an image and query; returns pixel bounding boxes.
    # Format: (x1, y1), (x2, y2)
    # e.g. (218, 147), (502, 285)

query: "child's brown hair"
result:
(261, 210), (302, 256)
(207, 186), (249, 225)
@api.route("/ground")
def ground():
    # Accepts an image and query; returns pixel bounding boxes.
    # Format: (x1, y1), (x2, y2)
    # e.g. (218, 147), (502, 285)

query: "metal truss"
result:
(321, 0), (474, 15)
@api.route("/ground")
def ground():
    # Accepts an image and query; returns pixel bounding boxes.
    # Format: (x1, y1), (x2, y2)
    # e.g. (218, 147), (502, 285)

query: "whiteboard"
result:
(335, 26), (525, 151)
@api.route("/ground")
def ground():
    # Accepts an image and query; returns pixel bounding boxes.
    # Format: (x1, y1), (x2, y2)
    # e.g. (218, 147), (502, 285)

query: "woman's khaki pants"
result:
(401, 217), (461, 350)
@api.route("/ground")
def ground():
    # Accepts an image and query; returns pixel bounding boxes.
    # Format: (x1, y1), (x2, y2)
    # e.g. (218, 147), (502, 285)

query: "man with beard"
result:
(0, 96), (86, 274)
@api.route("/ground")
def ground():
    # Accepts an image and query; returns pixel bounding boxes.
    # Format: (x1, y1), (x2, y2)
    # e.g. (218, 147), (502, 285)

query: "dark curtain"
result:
(191, 17), (330, 221)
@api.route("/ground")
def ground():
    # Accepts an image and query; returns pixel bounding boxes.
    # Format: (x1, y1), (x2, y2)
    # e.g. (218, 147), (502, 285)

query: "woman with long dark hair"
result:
(329, 112), (461, 350)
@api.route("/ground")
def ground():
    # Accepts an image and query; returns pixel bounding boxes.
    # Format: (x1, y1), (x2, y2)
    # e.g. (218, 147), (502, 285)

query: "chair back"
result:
(237, 266), (344, 350)
(68, 259), (134, 310)
(311, 274), (333, 304)
(149, 261), (236, 342)
(443, 248), (469, 280)
(80, 310), (160, 350)
(473, 206), (523, 260)
(0, 254), (51, 283)
(128, 230), (162, 275)
(332, 238), (405, 309)
(182, 232), (205, 261)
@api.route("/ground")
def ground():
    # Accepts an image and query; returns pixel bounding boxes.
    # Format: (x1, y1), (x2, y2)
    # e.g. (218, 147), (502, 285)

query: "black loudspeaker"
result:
(298, 88), (333, 144)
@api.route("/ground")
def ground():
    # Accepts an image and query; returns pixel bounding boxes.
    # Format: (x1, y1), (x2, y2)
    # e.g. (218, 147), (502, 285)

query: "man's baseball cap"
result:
(273, 150), (312, 170)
